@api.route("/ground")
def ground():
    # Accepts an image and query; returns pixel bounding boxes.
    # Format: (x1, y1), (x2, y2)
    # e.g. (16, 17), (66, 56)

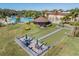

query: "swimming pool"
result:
(10, 17), (33, 23)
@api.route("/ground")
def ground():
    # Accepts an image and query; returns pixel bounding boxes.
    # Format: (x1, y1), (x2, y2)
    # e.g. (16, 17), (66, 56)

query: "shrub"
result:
(0, 22), (5, 27)
(69, 22), (79, 26)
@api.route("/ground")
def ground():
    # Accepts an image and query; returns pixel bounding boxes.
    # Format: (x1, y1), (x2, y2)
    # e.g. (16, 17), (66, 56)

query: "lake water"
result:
(10, 17), (33, 23)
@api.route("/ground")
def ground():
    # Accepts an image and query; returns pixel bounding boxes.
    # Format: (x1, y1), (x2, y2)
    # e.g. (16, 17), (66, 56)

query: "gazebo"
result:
(33, 16), (51, 27)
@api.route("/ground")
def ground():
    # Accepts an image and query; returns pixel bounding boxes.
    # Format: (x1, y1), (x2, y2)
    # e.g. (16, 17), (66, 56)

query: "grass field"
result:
(58, 36), (79, 56)
(44, 30), (79, 56)
(0, 24), (29, 56)
(0, 23), (57, 56)
(0, 23), (79, 56)
(41, 29), (69, 45)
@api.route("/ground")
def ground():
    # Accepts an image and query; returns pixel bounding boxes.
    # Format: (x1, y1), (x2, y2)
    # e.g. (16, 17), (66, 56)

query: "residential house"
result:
(45, 11), (69, 24)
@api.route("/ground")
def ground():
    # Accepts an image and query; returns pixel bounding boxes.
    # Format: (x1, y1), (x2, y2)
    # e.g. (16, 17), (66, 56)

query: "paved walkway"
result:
(38, 28), (63, 40)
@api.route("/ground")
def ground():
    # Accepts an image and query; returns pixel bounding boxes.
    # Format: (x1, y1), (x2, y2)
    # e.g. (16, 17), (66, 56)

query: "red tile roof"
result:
(47, 11), (68, 16)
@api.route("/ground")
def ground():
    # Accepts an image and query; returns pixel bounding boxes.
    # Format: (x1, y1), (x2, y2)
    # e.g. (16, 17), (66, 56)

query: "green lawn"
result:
(41, 29), (69, 45)
(1, 23), (79, 56)
(0, 23), (57, 56)
(44, 29), (79, 56)
(58, 36), (79, 56)
(0, 24), (29, 56)
(25, 23), (57, 38)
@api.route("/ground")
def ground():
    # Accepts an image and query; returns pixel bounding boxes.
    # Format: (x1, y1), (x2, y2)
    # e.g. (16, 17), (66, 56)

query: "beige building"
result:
(46, 11), (69, 24)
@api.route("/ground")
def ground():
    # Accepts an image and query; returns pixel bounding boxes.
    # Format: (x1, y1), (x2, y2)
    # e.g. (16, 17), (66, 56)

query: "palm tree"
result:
(68, 8), (79, 37)
(70, 22), (79, 37)
(61, 15), (71, 24)
(69, 8), (79, 21)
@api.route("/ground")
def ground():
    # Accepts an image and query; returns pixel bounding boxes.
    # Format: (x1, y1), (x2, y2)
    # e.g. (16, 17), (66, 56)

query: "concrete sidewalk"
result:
(38, 28), (63, 40)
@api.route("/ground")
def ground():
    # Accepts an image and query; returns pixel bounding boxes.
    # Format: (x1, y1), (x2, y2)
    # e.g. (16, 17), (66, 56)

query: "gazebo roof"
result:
(34, 16), (49, 22)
